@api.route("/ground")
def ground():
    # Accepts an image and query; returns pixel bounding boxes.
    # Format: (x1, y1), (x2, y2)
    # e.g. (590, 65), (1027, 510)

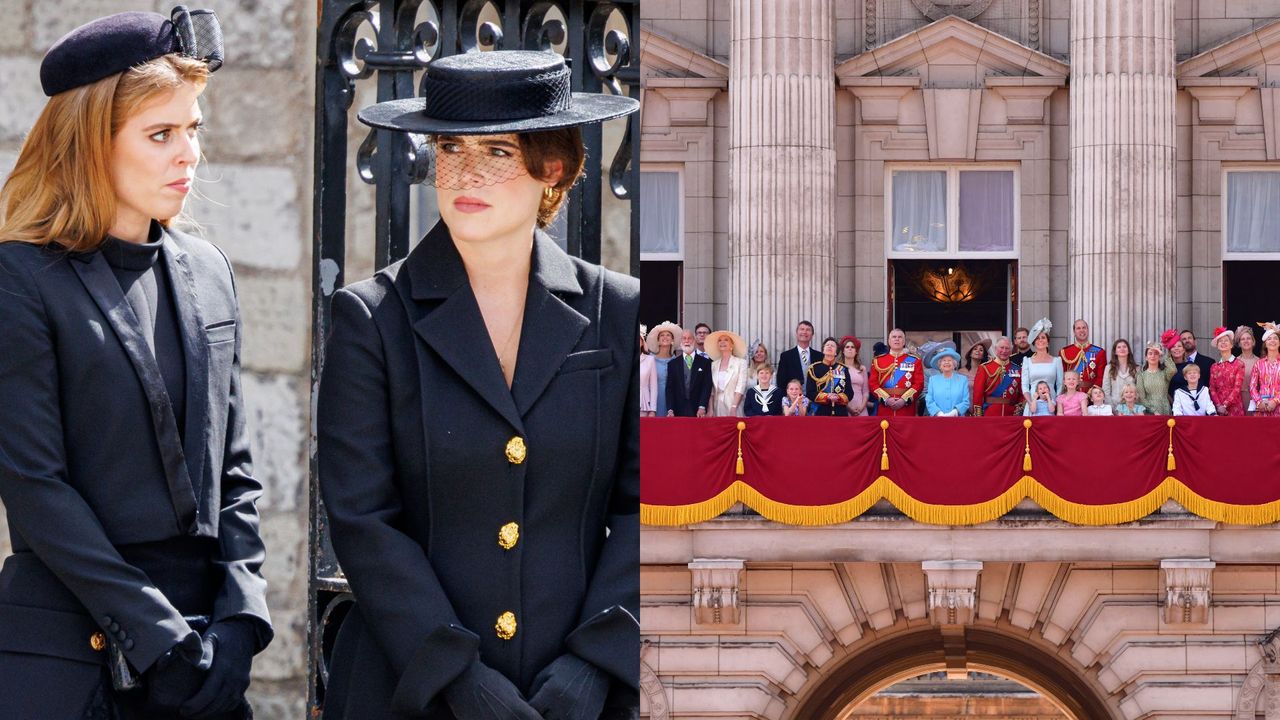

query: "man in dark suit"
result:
(1181, 329), (1215, 378)
(666, 329), (713, 416)
(776, 320), (821, 401)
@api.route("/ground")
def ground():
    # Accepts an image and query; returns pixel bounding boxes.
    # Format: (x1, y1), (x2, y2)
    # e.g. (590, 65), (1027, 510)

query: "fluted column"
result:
(729, 0), (835, 351)
(1068, 0), (1177, 347)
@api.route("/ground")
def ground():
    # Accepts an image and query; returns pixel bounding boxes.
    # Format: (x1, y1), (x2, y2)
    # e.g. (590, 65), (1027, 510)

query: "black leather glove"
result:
(179, 620), (257, 719)
(528, 654), (610, 720)
(443, 658), (542, 720)
(145, 637), (212, 714)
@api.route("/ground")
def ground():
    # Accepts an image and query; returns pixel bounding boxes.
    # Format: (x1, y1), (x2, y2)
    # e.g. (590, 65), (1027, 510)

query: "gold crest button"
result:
(505, 437), (527, 464)
(90, 632), (107, 652)
(495, 611), (517, 640)
(498, 522), (520, 550)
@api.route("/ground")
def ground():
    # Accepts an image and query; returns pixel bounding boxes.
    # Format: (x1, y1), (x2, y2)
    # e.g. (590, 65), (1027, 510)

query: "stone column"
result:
(1068, 0), (1177, 347)
(729, 0), (836, 351)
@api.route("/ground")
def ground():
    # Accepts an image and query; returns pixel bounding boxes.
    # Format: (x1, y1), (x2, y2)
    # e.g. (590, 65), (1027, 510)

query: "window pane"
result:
(640, 171), (681, 256)
(958, 170), (1014, 252)
(1227, 172), (1280, 254)
(891, 170), (947, 253)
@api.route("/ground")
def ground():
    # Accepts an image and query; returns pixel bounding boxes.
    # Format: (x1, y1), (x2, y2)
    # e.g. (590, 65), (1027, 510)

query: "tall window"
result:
(886, 167), (1017, 257)
(1224, 169), (1280, 258)
(640, 169), (683, 327)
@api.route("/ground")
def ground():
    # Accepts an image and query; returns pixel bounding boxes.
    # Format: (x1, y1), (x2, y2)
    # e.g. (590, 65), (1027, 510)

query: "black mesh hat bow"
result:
(40, 6), (225, 96)
(357, 50), (638, 136)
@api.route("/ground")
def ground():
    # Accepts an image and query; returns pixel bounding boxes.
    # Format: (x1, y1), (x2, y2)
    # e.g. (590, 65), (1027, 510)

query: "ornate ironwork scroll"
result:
(309, 1), (638, 712)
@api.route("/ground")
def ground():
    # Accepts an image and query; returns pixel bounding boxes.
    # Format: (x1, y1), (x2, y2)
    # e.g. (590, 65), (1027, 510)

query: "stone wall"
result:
(0, 1), (315, 715)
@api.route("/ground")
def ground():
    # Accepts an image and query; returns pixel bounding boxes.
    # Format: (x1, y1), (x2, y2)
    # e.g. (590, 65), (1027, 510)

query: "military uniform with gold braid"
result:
(869, 351), (924, 417)
(972, 357), (1024, 416)
(1059, 341), (1107, 393)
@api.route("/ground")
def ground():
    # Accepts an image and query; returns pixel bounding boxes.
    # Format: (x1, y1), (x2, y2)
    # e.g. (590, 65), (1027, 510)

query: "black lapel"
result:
(511, 232), (588, 416)
(160, 232), (210, 505)
(407, 222), (525, 432)
(70, 252), (197, 532)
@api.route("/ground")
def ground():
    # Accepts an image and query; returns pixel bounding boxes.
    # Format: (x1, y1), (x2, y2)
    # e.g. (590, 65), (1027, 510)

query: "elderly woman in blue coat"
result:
(925, 348), (971, 416)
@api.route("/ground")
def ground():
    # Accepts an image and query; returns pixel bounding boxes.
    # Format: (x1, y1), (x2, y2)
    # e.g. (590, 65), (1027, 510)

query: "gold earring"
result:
(543, 186), (557, 200)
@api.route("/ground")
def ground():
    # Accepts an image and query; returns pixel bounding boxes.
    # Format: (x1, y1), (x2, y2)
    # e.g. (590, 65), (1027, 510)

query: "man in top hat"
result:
(666, 329), (713, 417)
(869, 328), (923, 417)
(777, 320), (820, 402)
(972, 336), (1024, 416)
(1058, 318), (1107, 393)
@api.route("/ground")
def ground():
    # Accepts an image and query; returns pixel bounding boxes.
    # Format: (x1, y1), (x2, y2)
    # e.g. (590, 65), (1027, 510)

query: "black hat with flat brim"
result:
(357, 50), (638, 135)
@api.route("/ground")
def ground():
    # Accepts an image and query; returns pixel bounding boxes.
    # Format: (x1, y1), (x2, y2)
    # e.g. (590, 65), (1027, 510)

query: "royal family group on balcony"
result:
(638, 318), (1280, 419)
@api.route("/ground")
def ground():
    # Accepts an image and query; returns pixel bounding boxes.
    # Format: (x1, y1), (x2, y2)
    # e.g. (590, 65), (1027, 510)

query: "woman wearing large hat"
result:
(705, 330), (749, 417)
(646, 321), (682, 418)
(317, 51), (639, 719)
(0, 9), (271, 718)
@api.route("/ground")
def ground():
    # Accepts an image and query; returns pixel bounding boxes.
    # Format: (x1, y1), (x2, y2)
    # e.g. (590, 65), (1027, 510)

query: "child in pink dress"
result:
(1056, 370), (1087, 416)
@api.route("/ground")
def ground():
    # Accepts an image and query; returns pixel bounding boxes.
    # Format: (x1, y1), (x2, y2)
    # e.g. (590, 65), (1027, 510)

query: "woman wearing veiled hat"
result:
(1019, 319), (1063, 401)
(1249, 322), (1280, 417)
(1208, 326), (1245, 416)
(317, 50), (639, 720)
(0, 9), (271, 718)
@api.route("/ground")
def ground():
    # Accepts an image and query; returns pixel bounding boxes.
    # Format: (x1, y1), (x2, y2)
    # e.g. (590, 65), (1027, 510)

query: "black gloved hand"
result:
(528, 654), (610, 720)
(145, 637), (212, 714)
(179, 620), (257, 719)
(443, 659), (542, 720)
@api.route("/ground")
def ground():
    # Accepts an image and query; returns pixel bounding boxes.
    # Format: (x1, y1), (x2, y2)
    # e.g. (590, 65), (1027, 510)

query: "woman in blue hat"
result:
(318, 51), (639, 719)
(924, 347), (970, 417)
(0, 8), (270, 719)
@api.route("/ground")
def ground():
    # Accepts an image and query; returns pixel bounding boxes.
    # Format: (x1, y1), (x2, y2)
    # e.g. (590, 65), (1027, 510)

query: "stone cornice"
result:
(1178, 17), (1280, 81)
(640, 28), (729, 81)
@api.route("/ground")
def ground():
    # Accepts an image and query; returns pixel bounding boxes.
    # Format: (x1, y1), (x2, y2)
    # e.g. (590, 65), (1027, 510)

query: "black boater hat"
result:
(357, 50), (638, 135)
(40, 6), (224, 97)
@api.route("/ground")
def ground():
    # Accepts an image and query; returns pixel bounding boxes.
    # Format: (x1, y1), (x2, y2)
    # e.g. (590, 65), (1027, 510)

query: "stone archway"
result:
(788, 627), (1117, 720)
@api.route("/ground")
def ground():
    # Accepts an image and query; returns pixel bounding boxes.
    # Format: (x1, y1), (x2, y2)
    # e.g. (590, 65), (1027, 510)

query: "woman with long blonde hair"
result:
(0, 9), (271, 719)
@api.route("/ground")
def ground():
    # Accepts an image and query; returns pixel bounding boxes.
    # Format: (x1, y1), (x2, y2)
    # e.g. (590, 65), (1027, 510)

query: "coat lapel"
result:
(511, 232), (588, 416)
(160, 232), (210, 505)
(70, 250), (198, 532)
(408, 222), (525, 432)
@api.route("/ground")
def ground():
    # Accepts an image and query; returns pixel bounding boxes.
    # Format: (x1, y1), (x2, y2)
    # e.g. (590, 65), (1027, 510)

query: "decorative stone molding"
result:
(640, 642), (671, 720)
(986, 77), (1063, 125)
(840, 77), (920, 125)
(923, 88), (982, 159)
(646, 82), (723, 127)
(1160, 559), (1214, 625)
(1262, 88), (1280, 161)
(1181, 79), (1257, 126)
(690, 559), (745, 625)
(922, 560), (982, 626)
(1235, 629), (1280, 719)
(910, 0), (995, 21)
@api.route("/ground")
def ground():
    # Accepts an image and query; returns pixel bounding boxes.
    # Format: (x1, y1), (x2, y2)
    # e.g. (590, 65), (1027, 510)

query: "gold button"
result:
(495, 611), (517, 640)
(498, 522), (520, 550)
(90, 632), (107, 652)
(505, 437), (527, 465)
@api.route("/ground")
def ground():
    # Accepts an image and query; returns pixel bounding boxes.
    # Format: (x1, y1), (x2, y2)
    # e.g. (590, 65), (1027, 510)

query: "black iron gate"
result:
(307, 1), (639, 713)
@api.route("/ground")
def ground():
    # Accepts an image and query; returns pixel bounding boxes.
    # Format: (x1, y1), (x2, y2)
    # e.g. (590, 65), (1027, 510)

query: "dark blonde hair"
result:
(0, 54), (209, 251)
(518, 127), (585, 228)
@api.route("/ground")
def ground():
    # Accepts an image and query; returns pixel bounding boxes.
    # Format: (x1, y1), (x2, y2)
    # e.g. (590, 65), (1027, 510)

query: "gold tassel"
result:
(735, 421), (746, 476)
(880, 420), (890, 471)
(1166, 418), (1176, 472)
(1022, 419), (1033, 472)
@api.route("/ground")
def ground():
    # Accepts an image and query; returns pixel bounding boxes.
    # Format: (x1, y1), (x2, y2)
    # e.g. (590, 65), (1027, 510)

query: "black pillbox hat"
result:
(40, 6), (224, 97)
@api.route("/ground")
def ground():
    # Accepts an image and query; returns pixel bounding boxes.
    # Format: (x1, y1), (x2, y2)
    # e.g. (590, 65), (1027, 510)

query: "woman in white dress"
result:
(1101, 338), (1139, 405)
(1020, 317), (1064, 400)
(706, 330), (749, 417)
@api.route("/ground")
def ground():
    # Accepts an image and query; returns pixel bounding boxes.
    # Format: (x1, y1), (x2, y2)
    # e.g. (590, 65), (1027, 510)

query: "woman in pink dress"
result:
(1209, 326), (1245, 416)
(1250, 322), (1280, 417)
(639, 326), (657, 417)
(1237, 325), (1259, 413)
(841, 335), (869, 416)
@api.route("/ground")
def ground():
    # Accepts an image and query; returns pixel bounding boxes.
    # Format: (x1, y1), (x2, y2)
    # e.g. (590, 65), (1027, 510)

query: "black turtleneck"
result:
(100, 223), (187, 440)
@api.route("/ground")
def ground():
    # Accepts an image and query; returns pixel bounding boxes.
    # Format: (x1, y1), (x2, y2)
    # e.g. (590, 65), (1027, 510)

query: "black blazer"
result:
(317, 222), (639, 719)
(0, 231), (271, 706)
(665, 353), (712, 416)
(777, 345), (820, 400)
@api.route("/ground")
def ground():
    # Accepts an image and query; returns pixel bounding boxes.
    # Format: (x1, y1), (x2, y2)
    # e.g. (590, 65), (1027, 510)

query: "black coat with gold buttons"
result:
(317, 221), (640, 719)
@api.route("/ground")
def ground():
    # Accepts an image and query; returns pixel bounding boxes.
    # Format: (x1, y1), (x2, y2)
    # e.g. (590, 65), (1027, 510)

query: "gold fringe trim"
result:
(641, 476), (1280, 527)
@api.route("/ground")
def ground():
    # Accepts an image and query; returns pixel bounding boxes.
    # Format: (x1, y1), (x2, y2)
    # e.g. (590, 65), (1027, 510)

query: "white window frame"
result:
(884, 164), (1020, 259)
(1222, 166), (1280, 260)
(639, 164), (685, 262)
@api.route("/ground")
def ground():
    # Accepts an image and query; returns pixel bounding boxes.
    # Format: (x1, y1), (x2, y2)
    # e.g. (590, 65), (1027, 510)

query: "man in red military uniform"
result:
(1059, 318), (1107, 393)
(971, 336), (1024, 416)
(870, 328), (923, 417)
